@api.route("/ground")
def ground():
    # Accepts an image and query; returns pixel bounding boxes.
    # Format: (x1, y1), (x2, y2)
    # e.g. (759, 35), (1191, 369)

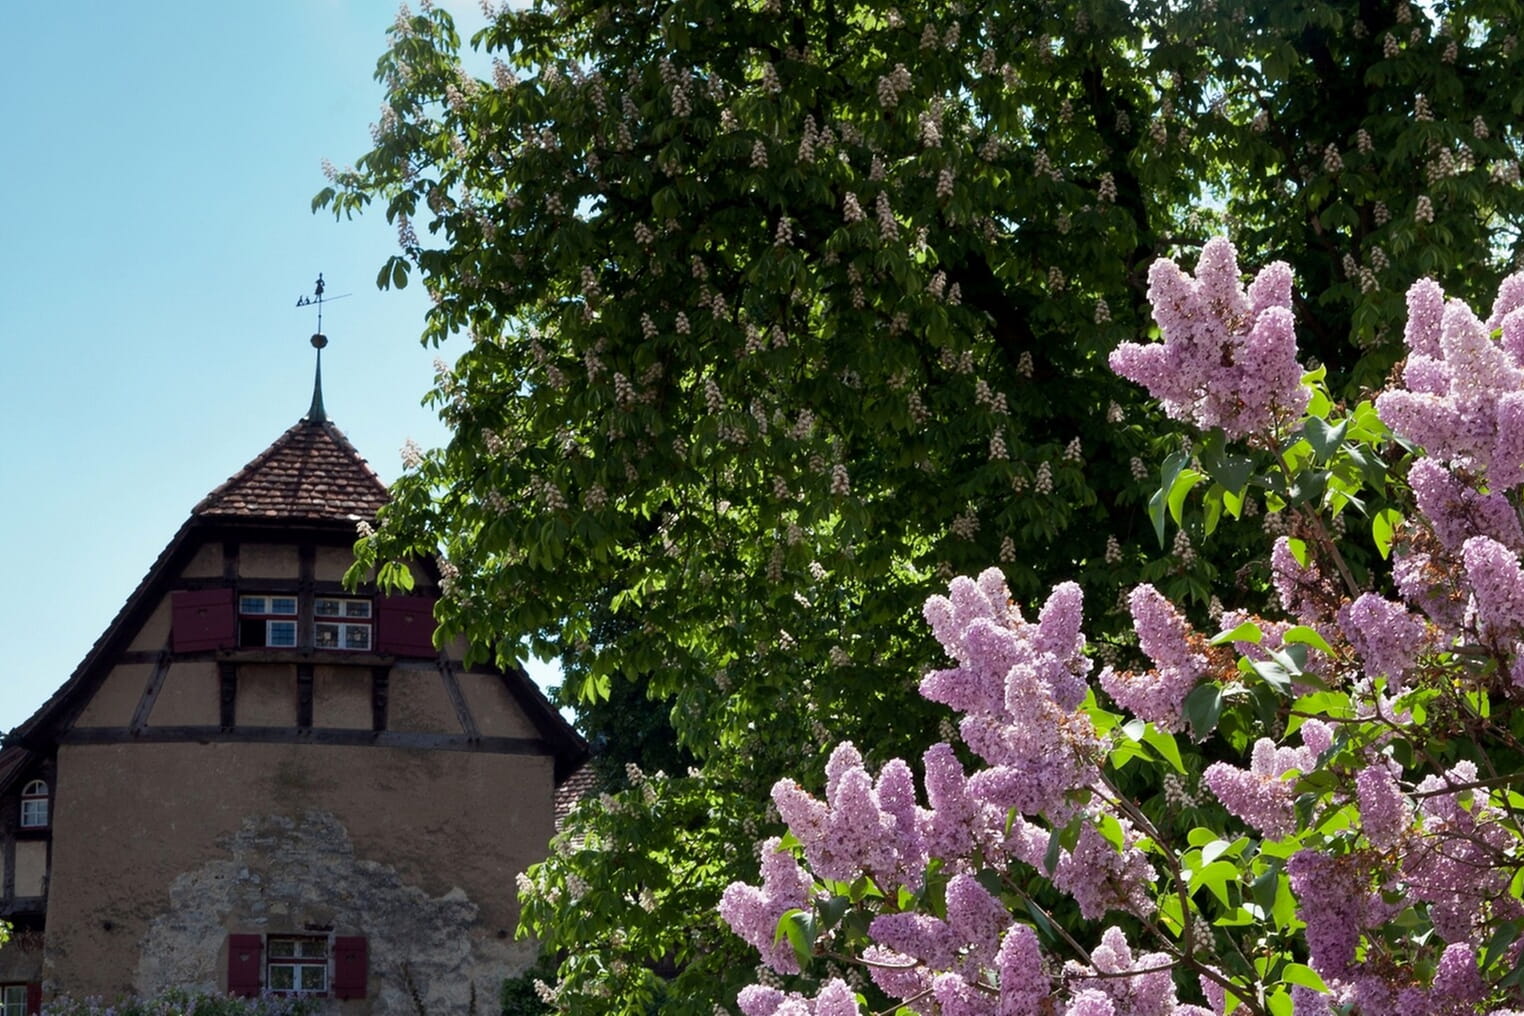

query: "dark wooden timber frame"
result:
(59, 727), (549, 755)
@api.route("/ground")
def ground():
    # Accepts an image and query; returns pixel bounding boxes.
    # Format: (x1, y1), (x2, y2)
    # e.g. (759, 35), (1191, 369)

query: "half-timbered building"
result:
(0, 353), (584, 1013)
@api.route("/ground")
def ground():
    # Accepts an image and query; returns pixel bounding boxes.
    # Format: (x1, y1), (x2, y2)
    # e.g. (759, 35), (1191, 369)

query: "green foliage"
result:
(501, 951), (558, 1016)
(323, 0), (1524, 1011)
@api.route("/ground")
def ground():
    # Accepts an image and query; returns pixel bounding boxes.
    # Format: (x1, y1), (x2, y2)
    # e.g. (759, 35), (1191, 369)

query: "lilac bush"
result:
(42, 992), (312, 1016)
(719, 244), (1524, 1014)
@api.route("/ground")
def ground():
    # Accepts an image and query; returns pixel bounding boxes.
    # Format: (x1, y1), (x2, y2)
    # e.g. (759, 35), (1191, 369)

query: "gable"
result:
(4, 416), (585, 788)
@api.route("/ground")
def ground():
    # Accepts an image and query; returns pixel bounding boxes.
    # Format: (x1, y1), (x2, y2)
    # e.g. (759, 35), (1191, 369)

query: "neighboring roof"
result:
(553, 765), (599, 830)
(195, 416), (389, 523)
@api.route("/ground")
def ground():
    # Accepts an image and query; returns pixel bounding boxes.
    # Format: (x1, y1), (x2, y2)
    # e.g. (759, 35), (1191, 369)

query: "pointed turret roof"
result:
(194, 416), (389, 523)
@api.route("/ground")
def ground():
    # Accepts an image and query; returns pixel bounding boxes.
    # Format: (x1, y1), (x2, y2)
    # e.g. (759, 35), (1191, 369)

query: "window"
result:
(314, 598), (372, 652)
(227, 934), (366, 999)
(267, 937), (327, 993)
(19, 781), (47, 829)
(0, 984), (39, 1015)
(239, 596), (299, 649)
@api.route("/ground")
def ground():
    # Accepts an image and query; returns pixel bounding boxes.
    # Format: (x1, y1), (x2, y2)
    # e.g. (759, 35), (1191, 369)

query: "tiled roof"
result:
(195, 417), (390, 522)
(554, 765), (599, 830)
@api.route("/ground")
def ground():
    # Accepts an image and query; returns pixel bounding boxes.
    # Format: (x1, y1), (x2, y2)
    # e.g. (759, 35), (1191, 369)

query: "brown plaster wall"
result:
(457, 673), (537, 739)
(147, 662), (220, 726)
(312, 666), (371, 729)
(126, 600), (171, 654)
(74, 665), (151, 728)
(179, 543), (223, 579)
(238, 544), (299, 580)
(0, 934), (45, 984)
(388, 666), (461, 734)
(313, 546), (353, 583)
(16, 841), (47, 898)
(236, 665), (296, 727)
(45, 742), (553, 1009)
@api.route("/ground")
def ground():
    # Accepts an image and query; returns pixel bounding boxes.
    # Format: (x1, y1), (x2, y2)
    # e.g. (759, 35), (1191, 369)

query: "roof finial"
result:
(295, 274), (350, 424)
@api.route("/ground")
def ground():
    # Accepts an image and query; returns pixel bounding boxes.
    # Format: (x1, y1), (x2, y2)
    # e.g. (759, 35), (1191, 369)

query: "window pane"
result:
(314, 624), (339, 649)
(21, 800), (47, 828)
(300, 966), (327, 990)
(269, 966), (295, 990)
(240, 596), (267, 614)
(271, 597), (298, 615)
(345, 625), (371, 650)
(315, 598), (342, 617)
(345, 600), (372, 618)
(268, 621), (297, 647)
(297, 939), (326, 958)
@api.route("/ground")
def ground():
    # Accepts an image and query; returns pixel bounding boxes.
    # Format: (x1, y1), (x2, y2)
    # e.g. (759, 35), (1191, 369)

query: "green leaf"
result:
(1372, 508), (1402, 559)
(1200, 437), (1257, 493)
(1043, 826), (1064, 875)
(1148, 487), (1167, 549)
(1151, 449), (1191, 546)
(1142, 725), (1186, 774)
(1281, 964), (1328, 993)
(1189, 859), (1239, 906)
(1168, 468), (1205, 526)
(817, 895), (850, 930)
(1211, 621), (1263, 646)
(1285, 537), (1309, 568)
(776, 909), (815, 970)
(1282, 625), (1334, 656)
(1183, 683), (1223, 739)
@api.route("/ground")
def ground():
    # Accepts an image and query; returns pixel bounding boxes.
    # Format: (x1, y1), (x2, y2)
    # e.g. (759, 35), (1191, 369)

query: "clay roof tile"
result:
(194, 417), (389, 523)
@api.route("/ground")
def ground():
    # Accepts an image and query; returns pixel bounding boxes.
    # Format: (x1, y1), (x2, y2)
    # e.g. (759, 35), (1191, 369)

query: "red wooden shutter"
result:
(333, 936), (368, 999)
(227, 933), (263, 996)
(376, 597), (438, 656)
(172, 589), (236, 652)
(25, 983), (40, 1015)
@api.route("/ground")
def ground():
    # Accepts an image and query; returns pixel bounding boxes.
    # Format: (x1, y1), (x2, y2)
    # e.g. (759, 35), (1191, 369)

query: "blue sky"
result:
(0, 2), (560, 729)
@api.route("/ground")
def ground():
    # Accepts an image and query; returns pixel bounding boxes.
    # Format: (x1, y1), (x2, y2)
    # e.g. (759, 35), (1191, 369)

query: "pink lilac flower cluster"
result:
(1062, 926), (1180, 1015)
(920, 571), (1096, 815)
(1109, 237), (1309, 440)
(723, 571), (1233, 1016)
(1099, 585), (1207, 732)
(1461, 536), (1524, 646)
(1376, 278), (1524, 489)
(1404, 760), (1521, 944)
(719, 837), (815, 974)
(1354, 761), (1408, 850)
(1269, 537), (1333, 622)
(1408, 457), (1524, 553)
(1202, 722), (1331, 839)
(1336, 593), (1428, 688)
(737, 979), (859, 1016)
(1285, 849), (1398, 982)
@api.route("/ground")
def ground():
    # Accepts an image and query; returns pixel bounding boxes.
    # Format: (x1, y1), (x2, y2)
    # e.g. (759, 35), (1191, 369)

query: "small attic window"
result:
(20, 781), (48, 829)
(314, 598), (372, 651)
(240, 596), (298, 649)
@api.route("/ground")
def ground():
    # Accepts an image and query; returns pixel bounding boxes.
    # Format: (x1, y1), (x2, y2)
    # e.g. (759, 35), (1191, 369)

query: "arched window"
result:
(19, 781), (47, 829)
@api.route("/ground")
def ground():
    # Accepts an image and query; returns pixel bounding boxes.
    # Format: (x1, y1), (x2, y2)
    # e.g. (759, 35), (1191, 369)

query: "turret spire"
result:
(295, 273), (349, 424)
(308, 332), (328, 423)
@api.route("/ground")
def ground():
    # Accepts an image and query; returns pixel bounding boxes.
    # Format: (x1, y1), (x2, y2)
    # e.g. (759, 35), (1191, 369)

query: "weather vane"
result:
(296, 273), (350, 424)
(295, 273), (352, 348)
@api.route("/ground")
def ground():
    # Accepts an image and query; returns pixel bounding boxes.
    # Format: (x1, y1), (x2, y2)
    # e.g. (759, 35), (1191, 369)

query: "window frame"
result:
(0, 983), (39, 1016)
(19, 781), (47, 830)
(239, 593), (375, 652)
(238, 595), (300, 650)
(266, 936), (329, 996)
